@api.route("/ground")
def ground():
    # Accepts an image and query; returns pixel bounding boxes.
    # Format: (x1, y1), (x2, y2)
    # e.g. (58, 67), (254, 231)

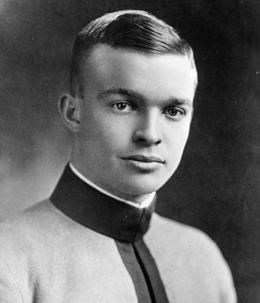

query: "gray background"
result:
(0, 0), (259, 302)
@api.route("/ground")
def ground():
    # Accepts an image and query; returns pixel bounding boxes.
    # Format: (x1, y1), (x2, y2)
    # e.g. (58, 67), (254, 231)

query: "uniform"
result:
(0, 165), (236, 302)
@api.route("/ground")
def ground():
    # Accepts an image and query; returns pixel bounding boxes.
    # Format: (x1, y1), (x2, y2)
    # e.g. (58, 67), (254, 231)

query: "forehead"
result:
(81, 44), (197, 102)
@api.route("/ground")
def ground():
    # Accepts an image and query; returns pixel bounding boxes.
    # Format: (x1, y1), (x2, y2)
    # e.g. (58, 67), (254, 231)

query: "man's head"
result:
(69, 10), (196, 98)
(59, 10), (198, 202)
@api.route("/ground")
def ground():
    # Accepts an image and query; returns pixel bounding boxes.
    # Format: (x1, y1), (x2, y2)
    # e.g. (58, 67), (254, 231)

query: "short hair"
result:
(70, 10), (196, 97)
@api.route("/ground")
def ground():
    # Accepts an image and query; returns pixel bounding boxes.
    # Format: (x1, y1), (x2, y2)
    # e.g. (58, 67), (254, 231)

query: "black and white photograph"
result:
(0, 1), (259, 302)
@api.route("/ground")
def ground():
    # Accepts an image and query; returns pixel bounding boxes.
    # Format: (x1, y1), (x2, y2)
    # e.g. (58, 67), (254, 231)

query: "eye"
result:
(112, 101), (134, 113)
(163, 107), (186, 120)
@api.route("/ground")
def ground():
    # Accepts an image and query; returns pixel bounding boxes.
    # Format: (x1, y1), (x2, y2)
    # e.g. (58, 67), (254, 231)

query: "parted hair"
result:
(70, 10), (196, 96)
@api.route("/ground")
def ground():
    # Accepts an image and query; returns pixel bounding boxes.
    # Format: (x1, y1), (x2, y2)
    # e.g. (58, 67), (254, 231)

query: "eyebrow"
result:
(98, 87), (193, 107)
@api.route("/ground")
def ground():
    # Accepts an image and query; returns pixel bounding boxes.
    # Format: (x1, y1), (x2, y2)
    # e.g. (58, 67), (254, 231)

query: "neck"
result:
(70, 161), (155, 207)
(50, 164), (156, 242)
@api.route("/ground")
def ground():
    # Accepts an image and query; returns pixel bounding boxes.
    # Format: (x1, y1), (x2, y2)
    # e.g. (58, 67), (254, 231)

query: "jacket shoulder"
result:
(0, 200), (67, 241)
(148, 213), (231, 272)
(150, 212), (219, 253)
(0, 200), (59, 302)
(146, 213), (237, 303)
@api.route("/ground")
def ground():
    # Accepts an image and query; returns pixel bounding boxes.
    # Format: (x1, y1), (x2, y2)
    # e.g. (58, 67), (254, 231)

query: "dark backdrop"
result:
(0, 0), (259, 302)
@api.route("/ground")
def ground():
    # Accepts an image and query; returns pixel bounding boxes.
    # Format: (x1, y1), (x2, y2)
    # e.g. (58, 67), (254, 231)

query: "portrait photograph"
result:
(0, 1), (259, 302)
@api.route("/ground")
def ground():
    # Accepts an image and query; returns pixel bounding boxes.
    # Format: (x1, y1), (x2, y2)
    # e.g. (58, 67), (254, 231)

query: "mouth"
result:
(121, 155), (165, 171)
(122, 155), (165, 164)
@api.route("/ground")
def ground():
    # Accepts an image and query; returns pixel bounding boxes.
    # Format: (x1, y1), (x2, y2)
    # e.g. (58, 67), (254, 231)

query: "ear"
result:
(58, 94), (81, 132)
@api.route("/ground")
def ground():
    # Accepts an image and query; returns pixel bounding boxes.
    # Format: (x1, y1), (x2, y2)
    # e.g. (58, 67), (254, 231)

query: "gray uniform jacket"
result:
(0, 165), (237, 302)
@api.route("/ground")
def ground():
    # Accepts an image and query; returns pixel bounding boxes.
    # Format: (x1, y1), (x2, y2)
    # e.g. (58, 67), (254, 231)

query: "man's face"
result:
(73, 44), (197, 202)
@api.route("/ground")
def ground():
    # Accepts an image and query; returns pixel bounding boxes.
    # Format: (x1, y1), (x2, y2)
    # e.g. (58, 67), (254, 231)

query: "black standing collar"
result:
(50, 164), (156, 242)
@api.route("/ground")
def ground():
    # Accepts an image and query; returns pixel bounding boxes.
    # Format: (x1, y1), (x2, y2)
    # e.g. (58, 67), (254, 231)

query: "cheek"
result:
(165, 125), (190, 157)
(86, 118), (133, 152)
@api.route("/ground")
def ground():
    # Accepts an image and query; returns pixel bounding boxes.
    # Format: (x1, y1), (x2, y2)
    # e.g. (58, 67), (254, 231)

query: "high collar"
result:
(69, 162), (155, 209)
(50, 164), (156, 243)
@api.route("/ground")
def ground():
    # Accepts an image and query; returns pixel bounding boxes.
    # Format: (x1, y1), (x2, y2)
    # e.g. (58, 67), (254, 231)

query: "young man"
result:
(0, 10), (236, 302)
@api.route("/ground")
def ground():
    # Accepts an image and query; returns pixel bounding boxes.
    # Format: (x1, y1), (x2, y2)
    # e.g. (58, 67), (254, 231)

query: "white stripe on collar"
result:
(69, 163), (155, 209)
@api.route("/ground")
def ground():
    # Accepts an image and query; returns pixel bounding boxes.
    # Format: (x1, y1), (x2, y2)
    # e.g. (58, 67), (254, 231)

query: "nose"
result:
(133, 110), (162, 146)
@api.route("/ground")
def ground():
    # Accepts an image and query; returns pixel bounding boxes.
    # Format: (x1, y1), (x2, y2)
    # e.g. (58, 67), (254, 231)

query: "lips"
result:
(122, 155), (165, 164)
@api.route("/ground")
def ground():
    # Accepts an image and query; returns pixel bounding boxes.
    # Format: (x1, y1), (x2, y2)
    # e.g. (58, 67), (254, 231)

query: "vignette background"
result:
(0, 0), (259, 302)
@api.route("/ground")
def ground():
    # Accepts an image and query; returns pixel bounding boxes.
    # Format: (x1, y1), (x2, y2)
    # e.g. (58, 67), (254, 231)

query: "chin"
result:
(120, 176), (169, 197)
